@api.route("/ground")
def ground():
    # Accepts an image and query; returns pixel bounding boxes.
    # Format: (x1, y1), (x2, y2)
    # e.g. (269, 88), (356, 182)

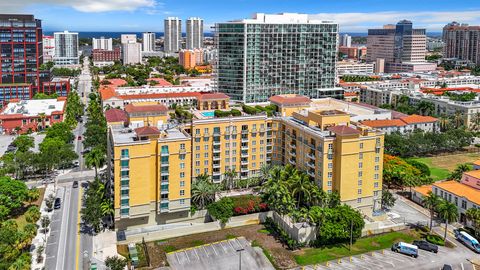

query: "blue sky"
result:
(2, 0), (480, 32)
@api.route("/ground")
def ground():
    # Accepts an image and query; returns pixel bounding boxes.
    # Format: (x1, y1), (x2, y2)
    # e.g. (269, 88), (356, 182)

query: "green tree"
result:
(12, 135), (34, 153)
(81, 178), (106, 233)
(45, 122), (75, 143)
(449, 163), (471, 181)
(466, 208), (480, 238)
(206, 197), (233, 224)
(223, 169), (237, 190)
(422, 192), (442, 231)
(437, 200), (459, 240)
(105, 256), (128, 270)
(381, 189), (396, 209)
(25, 206), (40, 223)
(0, 177), (29, 221)
(290, 173), (314, 208)
(191, 175), (219, 209)
(40, 216), (50, 242)
(84, 146), (106, 178)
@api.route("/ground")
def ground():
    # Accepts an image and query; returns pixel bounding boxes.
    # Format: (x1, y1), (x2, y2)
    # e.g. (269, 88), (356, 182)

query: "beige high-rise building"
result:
(164, 17), (182, 53)
(121, 42), (142, 65)
(121, 34), (137, 44)
(186, 17), (204, 49)
(443, 22), (480, 65)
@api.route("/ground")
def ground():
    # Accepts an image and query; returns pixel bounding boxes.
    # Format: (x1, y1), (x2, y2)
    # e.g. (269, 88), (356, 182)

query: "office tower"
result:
(121, 42), (142, 65)
(367, 20), (434, 73)
(341, 34), (352, 47)
(54, 31), (79, 65)
(142, 32), (156, 52)
(215, 13), (339, 103)
(92, 37), (113, 50)
(43, 35), (55, 62)
(443, 22), (480, 65)
(164, 17), (182, 53)
(121, 34), (137, 44)
(0, 14), (47, 103)
(186, 17), (204, 49)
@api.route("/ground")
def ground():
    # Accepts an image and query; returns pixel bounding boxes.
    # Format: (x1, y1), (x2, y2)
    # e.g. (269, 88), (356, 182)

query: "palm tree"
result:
(469, 112), (480, 131)
(259, 163), (272, 184)
(452, 111), (464, 129)
(422, 192), (442, 231)
(449, 163), (471, 181)
(466, 208), (480, 237)
(437, 199), (459, 240)
(84, 147), (106, 178)
(223, 169), (237, 190)
(290, 173), (313, 208)
(191, 176), (219, 209)
(439, 115), (450, 132)
(40, 216), (50, 242)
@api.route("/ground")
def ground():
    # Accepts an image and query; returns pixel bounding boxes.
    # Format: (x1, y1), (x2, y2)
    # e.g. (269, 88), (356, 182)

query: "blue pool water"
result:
(200, 111), (215, 117)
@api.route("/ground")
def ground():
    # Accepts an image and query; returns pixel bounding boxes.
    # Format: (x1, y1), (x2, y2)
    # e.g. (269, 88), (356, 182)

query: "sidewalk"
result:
(30, 183), (56, 269)
(395, 193), (431, 217)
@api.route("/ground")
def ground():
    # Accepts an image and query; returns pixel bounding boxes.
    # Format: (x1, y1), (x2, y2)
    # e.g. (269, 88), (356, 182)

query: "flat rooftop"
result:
(111, 125), (190, 145)
(1, 99), (65, 117)
(115, 85), (212, 96)
(310, 98), (389, 117)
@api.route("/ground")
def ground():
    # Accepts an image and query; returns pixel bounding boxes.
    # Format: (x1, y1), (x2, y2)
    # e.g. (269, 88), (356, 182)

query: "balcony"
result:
(307, 170), (315, 177)
(266, 147), (273, 153)
(307, 162), (315, 168)
(179, 148), (187, 154)
(241, 166), (249, 172)
(307, 153), (316, 160)
(212, 171), (221, 175)
(213, 147), (221, 153)
(241, 151), (248, 157)
(160, 151), (169, 156)
(160, 171), (169, 176)
(241, 137), (249, 143)
(290, 143), (296, 149)
(212, 154), (221, 160)
(120, 155), (129, 160)
(289, 159), (296, 165)
(241, 129), (248, 134)
(241, 159), (248, 165)
(213, 140), (221, 146)
(289, 150), (296, 157)
(213, 162), (221, 168)
(241, 145), (249, 150)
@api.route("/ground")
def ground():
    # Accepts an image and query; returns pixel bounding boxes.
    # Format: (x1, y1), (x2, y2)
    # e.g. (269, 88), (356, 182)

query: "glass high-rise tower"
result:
(215, 13), (339, 103)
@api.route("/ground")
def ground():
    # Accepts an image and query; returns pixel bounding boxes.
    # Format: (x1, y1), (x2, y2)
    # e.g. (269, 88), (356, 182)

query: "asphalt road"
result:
(45, 56), (95, 270)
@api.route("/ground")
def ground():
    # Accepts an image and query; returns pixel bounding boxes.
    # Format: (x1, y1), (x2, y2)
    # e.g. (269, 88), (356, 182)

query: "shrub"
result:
(214, 110), (231, 117)
(25, 206), (41, 223)
(242, 105), (258, 115)
(426, 234), (445, 246)
(230, 195), (268, 216)
(207, 197), (234, 223)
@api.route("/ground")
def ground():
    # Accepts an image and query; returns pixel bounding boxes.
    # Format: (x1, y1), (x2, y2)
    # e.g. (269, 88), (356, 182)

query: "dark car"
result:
(77, 135), (82, 140)
(412, 240), (438, 253)
(441, 264), (453, 270)
(54, 198), (61, 209)
(73, 181), (79, 188)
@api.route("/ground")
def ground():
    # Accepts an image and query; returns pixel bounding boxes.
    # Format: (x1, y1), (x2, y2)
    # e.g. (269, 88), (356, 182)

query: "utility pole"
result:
(350, 219), (354, 251)
(236, 247), (245, 270)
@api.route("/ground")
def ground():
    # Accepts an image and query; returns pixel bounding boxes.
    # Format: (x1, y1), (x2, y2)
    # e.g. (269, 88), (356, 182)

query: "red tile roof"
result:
(124, 103), (168, 113)
(117, 92), (203, 100)
(400, 114), (438, 124)
(328, 125), (361, 136)
(197, 92), (230, 101)
(135, 126), (160, 137)
(99, 86), (117, 100)
(105, 108), (127, 123)
(106, 78), (128, 87)
(269, 95), (312, 105)
(361, 119), (407, 128)
(146, 78), (173, 86)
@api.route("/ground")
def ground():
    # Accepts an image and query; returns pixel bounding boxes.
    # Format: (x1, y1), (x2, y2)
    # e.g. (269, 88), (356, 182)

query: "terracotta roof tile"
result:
(400, 114), (438, 124)
(135, 126), (160, 137)
(473, 160), (480, 166)
(328, 125), (361, 136)
(146, 78), (173, 86)
(433, 180), (480, 206)
(197, 92), (230, 101)
(104, 108), (127, 123)
(361, 119), (407, 128)
(463, 170), (480, 179)
(412, 185), (433, 197)
(106, 78), (128, 87)
(124, 103), (168, 113)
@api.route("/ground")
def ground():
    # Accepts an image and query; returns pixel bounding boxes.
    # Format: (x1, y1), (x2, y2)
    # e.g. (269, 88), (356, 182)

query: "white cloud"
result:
(0, 0), (157, 13)
(309, 10), (480, 32)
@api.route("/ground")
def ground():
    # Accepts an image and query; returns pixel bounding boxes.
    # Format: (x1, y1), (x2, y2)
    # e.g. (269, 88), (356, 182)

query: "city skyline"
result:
(0, 0), (479, 32)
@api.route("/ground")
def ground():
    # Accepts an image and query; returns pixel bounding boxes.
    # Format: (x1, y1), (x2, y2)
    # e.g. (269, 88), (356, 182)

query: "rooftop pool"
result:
(200, 111), (215, 117)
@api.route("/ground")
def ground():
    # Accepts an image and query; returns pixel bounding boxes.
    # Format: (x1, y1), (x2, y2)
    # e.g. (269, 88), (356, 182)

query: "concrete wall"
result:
(118, 211), (272, 244)
(271, 212), (317, 244)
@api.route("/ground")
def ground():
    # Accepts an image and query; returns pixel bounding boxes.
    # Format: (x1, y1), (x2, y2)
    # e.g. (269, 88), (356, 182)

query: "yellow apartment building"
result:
(109, 95), (385, 229)
(109, 125), (192, 230)
(124, 103), (169, 127)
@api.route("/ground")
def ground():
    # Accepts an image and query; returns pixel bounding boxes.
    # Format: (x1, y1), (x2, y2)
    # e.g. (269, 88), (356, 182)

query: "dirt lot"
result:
(424, 152), (480, 171)
(119, 224), (297, 269)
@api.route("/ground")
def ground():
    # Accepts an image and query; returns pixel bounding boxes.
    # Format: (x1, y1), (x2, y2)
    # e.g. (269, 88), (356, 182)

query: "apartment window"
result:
(328, 163), (333, 169)
(121, 149), (129, 158)
(233, 142), (237, 147)
(195, 137), (201, 143)
(120, 208), (129, 216)
(358, 189), (362, 195)
(120, 160), (129, 168)
(357, 198), (362, 203)
(195, 129), (200, 135)
(448, 194), (452, 202)
(204, 128), (209, 134)
(225, 135), (230, 140)
(374, 173), (379, 180)
(204, 168), (208, 173)
(161, 145), (168, 154)
(328, 172), (333, 178)
(358, 171), (363, 177)
(180, 143), (185, 150)
(204, 160), (209, 166)
(195, 146), (200, 151)
(180, 154), (186, 160)
(374, 182), (379, 188)
(161, 156), (169, 163)
(375, 157), (380, 163)
(203, 137), (209, 142)
(180, 199), (185, 205)
(358, 180), (362, 186)
(180, 190), (185, 196)
(195, 169), (200, 175)
(252, 141), (256, 146)
(374, 165), (379, 171)
(121, 170), (129, 178)
(455, 197), (458, 206)
(328, 144), (333, 149)
(461, 200), (467, 209)
(327, 154), (333, 160)
(180, 163), (186, 169)
(359, 162), (363, 169)
(260, 140), (264, 145)
(204, 145), (209, 150)
(359, 153), (363, 159)
(360, 143), (364, 149)
(327, 181), (332, 187)
(252, 162), (256, 168)
(374, 191), (380, 196)
(195, 161), (200, 166)
(180, 172), (185, 178)
(204, 153), (208, 158)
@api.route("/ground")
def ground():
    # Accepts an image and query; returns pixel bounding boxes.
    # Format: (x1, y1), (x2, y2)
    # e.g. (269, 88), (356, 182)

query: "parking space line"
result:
(193, 248), (200, 260)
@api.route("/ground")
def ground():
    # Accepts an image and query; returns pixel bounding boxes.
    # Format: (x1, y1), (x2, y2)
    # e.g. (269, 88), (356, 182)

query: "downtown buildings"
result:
(215, 13), (340, 103)
(92, 37), (113, 50)
(54, 30), (79, 65)
(443, 22), (480, 66)
(186, 17), (204, 49)
(164, 17), (182, 53)
(106, 93), (384, 230)
(366, 20), (436, 73)
(142, 32), (156, 52)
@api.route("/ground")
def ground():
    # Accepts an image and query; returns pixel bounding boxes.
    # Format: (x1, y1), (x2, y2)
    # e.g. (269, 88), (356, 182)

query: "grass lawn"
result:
(410, 153), (480, 181)
(294, 230), (420, 265)
(13, 187), (45, 229)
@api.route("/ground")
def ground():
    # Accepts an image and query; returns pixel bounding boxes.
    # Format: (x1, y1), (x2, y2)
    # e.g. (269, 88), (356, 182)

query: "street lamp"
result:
(236, 247), (245, 270)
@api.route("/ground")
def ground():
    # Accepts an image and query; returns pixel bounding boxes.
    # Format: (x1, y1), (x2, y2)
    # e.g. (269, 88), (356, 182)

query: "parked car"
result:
(77, 135), (82, 140)
(391, 242), (418, 258)
(54, 198), (61, 209)
(412, 240), (438, 253)
(73, 181), (79, 188)
(454, 229), (480, 253)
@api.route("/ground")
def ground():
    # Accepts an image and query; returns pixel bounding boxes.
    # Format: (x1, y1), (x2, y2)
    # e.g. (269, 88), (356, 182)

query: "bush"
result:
(25, 206), (41, 223)
(426, 234), (445, 246)
(214, 110), (231, 117)
(242, 105), (259, 115)
(231, 195), (268, 216)
(207, 197), (234, 223)
(230, 109), (242, 116)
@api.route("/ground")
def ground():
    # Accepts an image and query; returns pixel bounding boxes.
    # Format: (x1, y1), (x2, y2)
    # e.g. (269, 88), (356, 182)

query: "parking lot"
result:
(166, 237), (275, 270)
(296, 245), (475, 270)
(0, 133), (45, 156)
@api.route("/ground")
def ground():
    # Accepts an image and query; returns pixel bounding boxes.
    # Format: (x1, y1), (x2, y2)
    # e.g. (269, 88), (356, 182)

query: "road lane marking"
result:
(75, 186), (83, 270)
